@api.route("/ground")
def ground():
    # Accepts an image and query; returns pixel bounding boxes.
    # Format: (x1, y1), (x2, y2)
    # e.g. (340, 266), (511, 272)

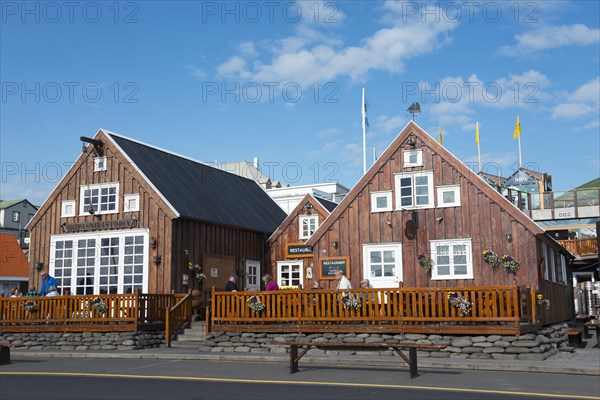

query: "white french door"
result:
(362, 244), (403, 288)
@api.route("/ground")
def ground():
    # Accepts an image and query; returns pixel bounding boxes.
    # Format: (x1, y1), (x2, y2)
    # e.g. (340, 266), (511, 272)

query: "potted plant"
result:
(417, 253), (433, 274)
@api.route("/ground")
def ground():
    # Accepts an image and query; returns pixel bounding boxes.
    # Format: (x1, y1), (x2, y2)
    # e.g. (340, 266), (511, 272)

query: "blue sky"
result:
(1, 1), (599, 205)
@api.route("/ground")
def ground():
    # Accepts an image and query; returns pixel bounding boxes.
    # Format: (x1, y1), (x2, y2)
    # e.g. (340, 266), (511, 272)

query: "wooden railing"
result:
(0, 294), (183, 333)
(165, 293), (192, 347)
(211, 286), (534, 335)
(557, 238), (598, 257)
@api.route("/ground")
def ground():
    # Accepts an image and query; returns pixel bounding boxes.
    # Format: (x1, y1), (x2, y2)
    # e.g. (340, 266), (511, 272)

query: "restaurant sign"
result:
(62, 219), (138, 233)
(287, 244), (313, 258)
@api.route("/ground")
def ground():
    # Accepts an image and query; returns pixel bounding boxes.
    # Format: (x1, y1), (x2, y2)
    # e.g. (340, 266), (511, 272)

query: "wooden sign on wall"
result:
(320, 257), (350, 280)
(287, 244), (313, 258)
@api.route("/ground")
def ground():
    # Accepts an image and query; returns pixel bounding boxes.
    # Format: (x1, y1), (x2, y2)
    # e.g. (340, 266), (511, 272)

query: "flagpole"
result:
(518, 135), (522, 168)
(362, 85), (367, 175)
(476, 121), (481, 172)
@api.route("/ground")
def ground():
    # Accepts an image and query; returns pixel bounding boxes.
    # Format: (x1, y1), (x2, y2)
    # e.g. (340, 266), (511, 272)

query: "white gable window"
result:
(299, 215), (318, 239)
(370, 191), (393, 212)
(430, 239), (473, 280)
(436, 185), (461, 208)
(80, 183), (119, 216)
(61, 200), (76, 218)
(94, 156), (107, 172)
(395, 171), (434, 209)
(123, 194), (140, 212)
(403, 149), (423, 167)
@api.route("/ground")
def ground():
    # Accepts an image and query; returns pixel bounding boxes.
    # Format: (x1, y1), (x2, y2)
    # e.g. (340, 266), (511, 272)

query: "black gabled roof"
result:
(314, 196), (338, 213)
(108, 132), (286, 234)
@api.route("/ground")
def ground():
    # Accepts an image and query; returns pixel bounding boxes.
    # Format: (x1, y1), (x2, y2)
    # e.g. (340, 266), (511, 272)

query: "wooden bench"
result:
(566, 326), (584, 347)
(0, 345), (10, 365)
(275, 341), (447, 379)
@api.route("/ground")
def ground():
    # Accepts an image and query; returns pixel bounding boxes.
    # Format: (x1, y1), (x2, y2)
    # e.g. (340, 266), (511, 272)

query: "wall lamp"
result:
(150, 237), (157, 249)
(333, 240), (339, 249)
(407, 134), (417, 148)
(505, 232), (513, 243)
(153, 256), (162, 266)
(304, 202), (314, 215)
(34, 262), (43, 270)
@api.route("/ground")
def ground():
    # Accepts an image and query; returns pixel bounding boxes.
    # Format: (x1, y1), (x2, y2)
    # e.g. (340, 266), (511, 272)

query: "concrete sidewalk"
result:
(8, 345), (600, 376)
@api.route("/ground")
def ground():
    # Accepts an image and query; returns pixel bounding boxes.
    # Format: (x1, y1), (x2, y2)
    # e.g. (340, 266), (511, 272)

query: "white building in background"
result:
(266, 183), (349, 214)
(212, 157), (349, 214)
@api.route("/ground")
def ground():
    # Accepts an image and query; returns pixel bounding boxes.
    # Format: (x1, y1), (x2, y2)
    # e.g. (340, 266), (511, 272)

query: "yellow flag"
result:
(513, 116), (521, 139)
(475, 121), (479, 144)
(438, 126), (443, 145)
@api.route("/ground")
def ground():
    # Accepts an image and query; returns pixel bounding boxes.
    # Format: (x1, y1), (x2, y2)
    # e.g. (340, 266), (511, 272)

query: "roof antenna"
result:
(407, 102), (421, 121)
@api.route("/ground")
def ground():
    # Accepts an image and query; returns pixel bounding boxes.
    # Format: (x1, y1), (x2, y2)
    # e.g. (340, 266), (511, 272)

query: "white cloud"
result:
(376, 115), (405, 134)
(499, 24), (600, 56)
(185, 65), (207, 79)
(214, 3), (457, 88)
(316, 127), (340, 139)
(552, 77), (600, 119)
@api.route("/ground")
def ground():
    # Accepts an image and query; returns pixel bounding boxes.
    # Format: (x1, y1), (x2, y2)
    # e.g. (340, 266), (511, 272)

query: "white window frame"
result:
(370, 191), (393, 213)
(403, 149), (423, 167)
(49, 229), (149, 295)
(430, 238), (474, 280)
(299, 215), (318, 239)
(362, 243), (403, 287)
(94, 156), (107, 172)
(395, 171), (434, 210)
(79, 183), (119, 216)
(276, 260), (304, 288)
(436, 185), (461, 208)
(12, 211), (20, 222)
(123, 194), (140, 212)
(61, 200), (76, 218)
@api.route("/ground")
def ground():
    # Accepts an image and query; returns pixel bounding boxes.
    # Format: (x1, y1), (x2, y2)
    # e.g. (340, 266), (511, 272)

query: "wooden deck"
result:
(0, 294), (183, 333)
(209, 285), (538, 335)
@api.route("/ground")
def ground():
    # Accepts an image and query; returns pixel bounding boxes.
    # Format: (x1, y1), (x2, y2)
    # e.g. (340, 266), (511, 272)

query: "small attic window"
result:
(94, 156), (107, 172)
(403, 150), (423, 167)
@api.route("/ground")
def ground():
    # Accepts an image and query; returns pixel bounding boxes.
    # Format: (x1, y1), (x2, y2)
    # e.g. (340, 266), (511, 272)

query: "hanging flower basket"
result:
(24, 300), (38, 313)
(247, 295), (265, 313)
(447, 292), (472, 316)
(91, 297), (107, 314)
(501, 254), (520, 273)
(482, 249), (501, 268)
(417, 253), (433, 274)
(341, 295), (362, 310)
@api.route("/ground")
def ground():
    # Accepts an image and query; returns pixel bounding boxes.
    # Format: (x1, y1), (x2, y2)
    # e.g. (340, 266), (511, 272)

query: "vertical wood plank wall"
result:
(311, 135), (546, 291)
(28, 131), (176, 294)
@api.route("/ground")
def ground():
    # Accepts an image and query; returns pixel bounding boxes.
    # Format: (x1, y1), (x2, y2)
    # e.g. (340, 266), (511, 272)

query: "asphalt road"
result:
(1, 358), (598, 400)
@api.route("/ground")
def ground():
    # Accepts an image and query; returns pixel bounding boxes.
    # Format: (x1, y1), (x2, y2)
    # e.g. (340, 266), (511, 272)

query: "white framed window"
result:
(299, 215), (318, 239)
(94, 156), (107, 172)
(123, 194), (140, 212)
(79, 183), (119, 216)
(362, 243), (403, 288)
(49, 229), (148, 295)
(370, 191), (393, 212)
(395, 171), (434, 209)
(277, 260), (303, 288)
(61, 200), (76, 217)
(403, 149), (423, 167)
(430, 239), (473, 280)
(12, 211), (20, 222)
(436, 185), (461, 208)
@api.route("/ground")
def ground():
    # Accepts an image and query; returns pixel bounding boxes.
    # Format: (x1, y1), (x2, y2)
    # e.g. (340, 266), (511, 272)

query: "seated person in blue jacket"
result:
(39, 271), (58, 296)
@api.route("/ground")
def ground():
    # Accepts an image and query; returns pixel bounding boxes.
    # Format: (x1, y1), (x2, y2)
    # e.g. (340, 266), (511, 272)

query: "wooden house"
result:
(296, 121), (573, 325)
(26, 129), (287, 297)
(267, 193), (337, 287)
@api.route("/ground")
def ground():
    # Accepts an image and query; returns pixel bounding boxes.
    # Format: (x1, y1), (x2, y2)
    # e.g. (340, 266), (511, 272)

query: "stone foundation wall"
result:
(201, 323), (571, 361)
(0, 331), (165, 350)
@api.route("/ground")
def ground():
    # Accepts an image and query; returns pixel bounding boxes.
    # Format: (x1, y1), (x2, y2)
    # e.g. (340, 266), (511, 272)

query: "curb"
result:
(9, 350), (600, 376)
